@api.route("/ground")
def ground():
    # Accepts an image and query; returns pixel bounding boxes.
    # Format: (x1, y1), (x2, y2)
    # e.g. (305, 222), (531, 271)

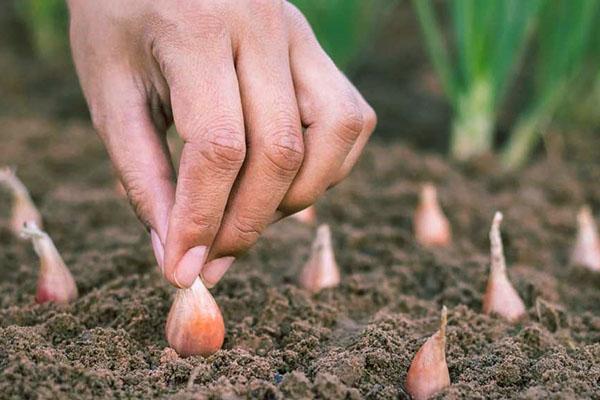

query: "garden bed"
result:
(0, 116), (598, 399)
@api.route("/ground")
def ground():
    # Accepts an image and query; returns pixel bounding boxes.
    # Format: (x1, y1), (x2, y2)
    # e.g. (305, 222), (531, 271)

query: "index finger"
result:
(161, 46), (246, 288)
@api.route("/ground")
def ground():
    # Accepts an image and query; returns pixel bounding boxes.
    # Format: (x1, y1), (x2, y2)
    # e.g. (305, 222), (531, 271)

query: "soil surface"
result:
(1, 115), (599, 399)
(1, 3), (599, 399)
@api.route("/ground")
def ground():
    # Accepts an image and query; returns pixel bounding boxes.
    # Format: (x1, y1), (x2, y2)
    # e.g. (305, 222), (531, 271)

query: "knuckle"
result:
(363, 104), (378, 134)
(197, 124), (246, 172)
(155, 8), (229, 45)
(178, 208), (221, 239)
(230, 215), (263, 249)
(263, 126), (304, 174)
(248, 0), (284, 18)
(332, 100), (364, 145)
(189, 13), (229, 42)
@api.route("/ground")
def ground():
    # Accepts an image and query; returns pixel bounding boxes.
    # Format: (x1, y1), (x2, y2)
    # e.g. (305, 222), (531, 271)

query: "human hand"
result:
(68, 0), (376, 288)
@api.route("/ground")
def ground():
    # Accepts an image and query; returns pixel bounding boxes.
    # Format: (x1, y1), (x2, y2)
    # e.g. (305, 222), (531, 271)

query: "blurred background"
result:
(1, 0), (598, 170)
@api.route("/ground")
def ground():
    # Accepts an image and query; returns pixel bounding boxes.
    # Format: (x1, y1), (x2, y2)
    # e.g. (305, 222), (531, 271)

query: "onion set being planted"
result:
(20, 221), (78, 304)
(483, 212), (526, 323)
(571, 206), (600, 272)
(405, 306), (450, 400)
(166, 277), (225, 357)
(413, 183), (452, 247)
(299, 224), (341, 293)
(0, 166), (43, 236)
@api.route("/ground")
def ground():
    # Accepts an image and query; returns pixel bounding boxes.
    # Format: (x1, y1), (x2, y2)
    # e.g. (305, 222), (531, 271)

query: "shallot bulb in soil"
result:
(405, 306), (450, 400)
(165, 277), (225, 357)
(483, 212), (526, 323)
(299, 224), (341, 293)
(570, 206), (600, 271)
(413, 183), (452, 247)
(291, 205), (317, 225)
(20, 222), (78, 304)
(0, 167), (42, 236)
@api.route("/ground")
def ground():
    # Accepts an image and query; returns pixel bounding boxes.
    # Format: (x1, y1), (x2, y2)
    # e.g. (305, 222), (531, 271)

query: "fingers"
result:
(90, 72), (176, 270)
(333, 89), (378, 185)
(280, 4), (377, 213)
(204, 2), (303, 283)
(160, 38), (246, 288)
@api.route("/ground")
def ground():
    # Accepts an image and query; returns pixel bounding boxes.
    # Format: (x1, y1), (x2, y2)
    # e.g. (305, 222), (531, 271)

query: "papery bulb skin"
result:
(571, 206), (600, 271)
(414, 183), (452, 247)
(299, 224), (341, 293)
(166, 277), (225, 357)
(20, 222), (78, 304)
(406, 306), (450, 400)
(0, 167), (42, 236)
(482, 212), (526, 323)
(291, 205), (317, 225)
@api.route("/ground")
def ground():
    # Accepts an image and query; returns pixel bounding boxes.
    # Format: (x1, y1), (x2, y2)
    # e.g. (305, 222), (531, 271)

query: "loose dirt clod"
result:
(405, 306), (450, 400)
(483, 212), (526, 322)
(165, 277), (225, 357)
(570, 206), (600, 271)
(20, 221), (78, 304)
(0, 166), (43, 236)
(299, 224), (341, 293)
(413, 183), (452, 247)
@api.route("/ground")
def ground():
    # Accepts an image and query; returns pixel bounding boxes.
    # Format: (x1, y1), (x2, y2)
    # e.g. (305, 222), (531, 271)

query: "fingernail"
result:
(174, 246), (208, 288)
(150, 229), (164, 272)
(202, 257), (235, 288)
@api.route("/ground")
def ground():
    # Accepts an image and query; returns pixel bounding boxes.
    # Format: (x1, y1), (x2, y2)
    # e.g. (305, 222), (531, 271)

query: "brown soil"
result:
(1, 2), (599, 399)
(1, 115), (599, 399)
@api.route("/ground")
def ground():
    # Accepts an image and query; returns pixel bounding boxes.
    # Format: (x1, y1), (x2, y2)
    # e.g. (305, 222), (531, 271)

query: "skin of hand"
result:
(68, 0), (377, 289)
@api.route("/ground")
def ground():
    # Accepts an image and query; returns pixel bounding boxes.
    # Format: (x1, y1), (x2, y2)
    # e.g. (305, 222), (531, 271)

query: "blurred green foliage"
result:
(413, 0), (543, 162)
(290, 0), (390, 70)
(501, 0), (599, 169)
(15, 0), (69, 63)
(15, 0), (390, 72)
(414, 0), (600, 169)
(562, 3), (600, 127)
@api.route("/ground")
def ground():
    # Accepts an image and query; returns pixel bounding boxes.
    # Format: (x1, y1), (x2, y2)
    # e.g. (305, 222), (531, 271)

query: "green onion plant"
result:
(501, 0), (600, 170)
(291, 0), (396, 71)
(412, 0), (542, 161)
(15, 0), (69, 64)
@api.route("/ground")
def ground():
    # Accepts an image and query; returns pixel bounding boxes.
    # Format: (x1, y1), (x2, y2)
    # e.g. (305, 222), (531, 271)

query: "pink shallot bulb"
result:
(299, 224), (341, 293)
(165, 277), (225, 357)
(0, 167), (42, 236)
(570, 206), (600, 271)
(20, 222), (78, 304)
(482, 212), (526, 323)
(405, 306), (451, 400)
(413, 183), (452, 247)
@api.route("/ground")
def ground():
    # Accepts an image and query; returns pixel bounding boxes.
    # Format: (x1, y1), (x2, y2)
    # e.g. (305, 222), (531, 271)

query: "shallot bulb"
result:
(482, 212), (526, 322)
(291, 205), (317, 225)
(413, 183), (452, 247)
(570, 206), (600, 271)
(405, 306), (450, 400)
(0, 167), (42, 236)
(299, 224), (341, 293)
(20, 222), (78, 304)
(165, 277), (225, 357)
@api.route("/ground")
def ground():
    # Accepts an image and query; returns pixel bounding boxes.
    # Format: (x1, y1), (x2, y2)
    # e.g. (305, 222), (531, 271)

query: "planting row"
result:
(1, 167), (599, 399)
